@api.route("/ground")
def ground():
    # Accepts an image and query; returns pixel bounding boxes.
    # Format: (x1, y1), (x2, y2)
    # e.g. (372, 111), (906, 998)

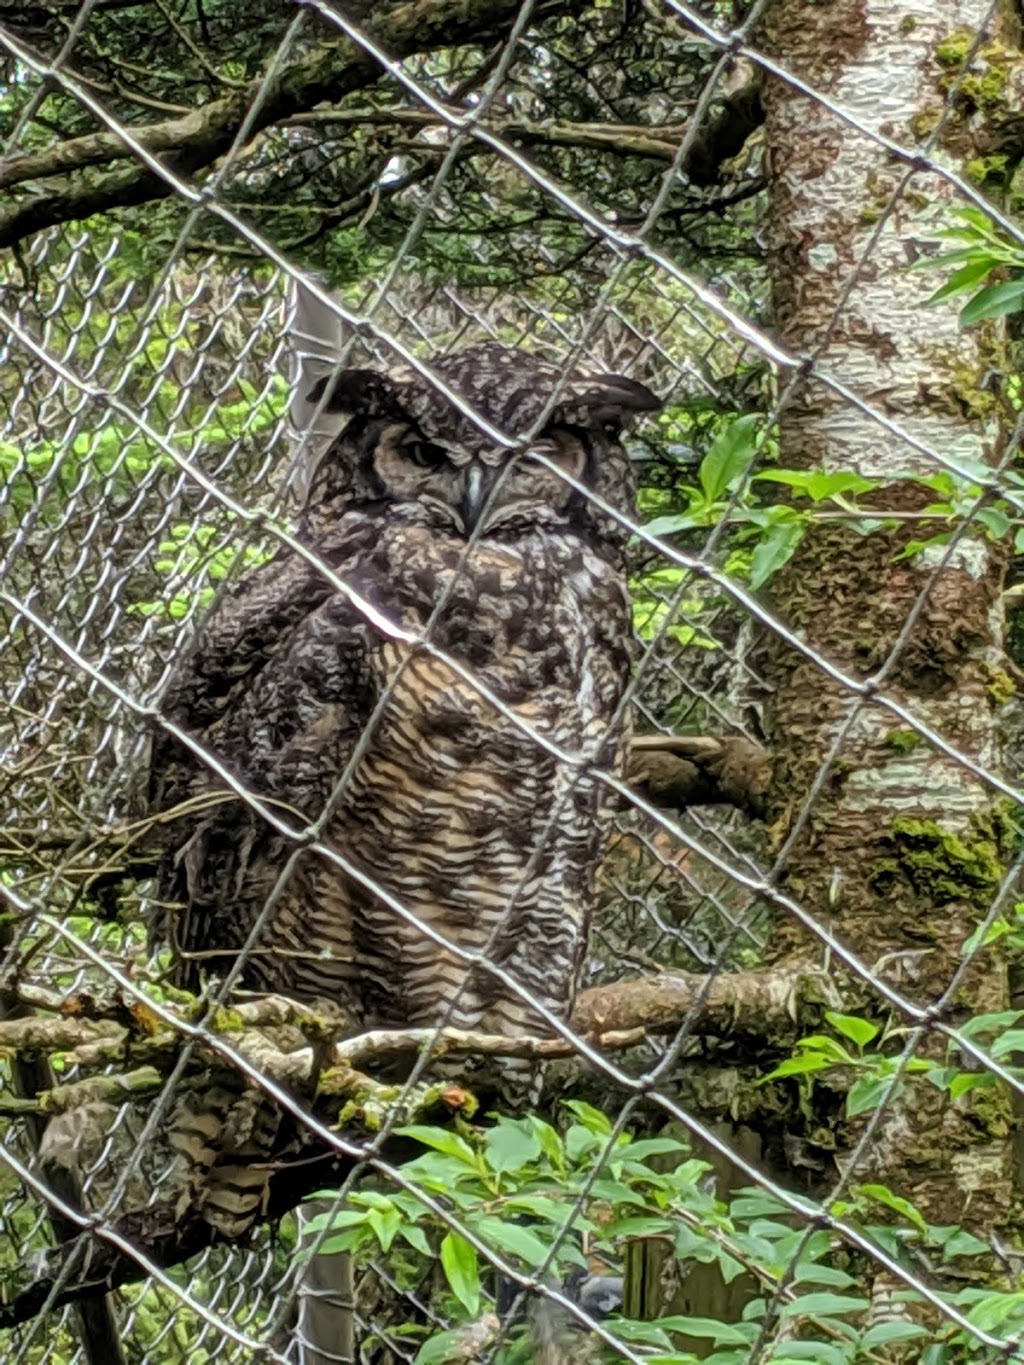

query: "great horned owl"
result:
(151, 343), (660, 1071)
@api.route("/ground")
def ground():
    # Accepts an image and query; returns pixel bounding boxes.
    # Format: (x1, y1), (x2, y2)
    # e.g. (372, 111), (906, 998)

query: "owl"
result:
(150, 343), (661, 1098)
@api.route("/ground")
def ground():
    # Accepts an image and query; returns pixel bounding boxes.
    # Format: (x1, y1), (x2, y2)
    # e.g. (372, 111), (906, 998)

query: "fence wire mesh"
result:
(2, 0), (1024, 1362)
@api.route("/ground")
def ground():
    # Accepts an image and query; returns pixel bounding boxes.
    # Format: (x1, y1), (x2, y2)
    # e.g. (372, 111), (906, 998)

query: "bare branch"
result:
(4, 963), (835, 1085)
(0, 3), (762, 247)
(572, 965), (840, 1038)
(0, 0), (588, 248)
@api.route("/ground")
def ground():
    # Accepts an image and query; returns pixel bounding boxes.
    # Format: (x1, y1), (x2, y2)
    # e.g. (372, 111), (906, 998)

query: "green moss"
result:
(965, 1082), (1014, 1139)
(887, 815), (1005, 907)
(987, 667), (1017, 706)
(936, 36), (1016, 110)
(210, 1006), (245, 1033)
(960, 63), (1011, 109)
(907, 189), (933, 212)
(966, 153), (1011, 188)
(899, 15), (916, 36)
(911, 106), (944, 141)
(885, 729), (922, 753)
(935, 29), (973, 67)
(924, 335), (1010, 421)
(951, 358), (1000, 417)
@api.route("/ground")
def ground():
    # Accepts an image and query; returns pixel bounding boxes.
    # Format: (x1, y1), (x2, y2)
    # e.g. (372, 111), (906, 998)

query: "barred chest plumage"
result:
(284, 523), (634, 1038)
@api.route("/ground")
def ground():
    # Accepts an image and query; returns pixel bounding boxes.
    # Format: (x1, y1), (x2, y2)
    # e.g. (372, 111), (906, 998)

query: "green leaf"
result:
(502, 1195), (574, 1223)
(755, 469), (877, 501)
(439, 1233), (480, 1316)
(318, 1229), (369, 1255)
(846, 1075), (896, 1117)
(748, 518), (806, 589)
(941, 1228), (990, 1258)
(401, 1151), (477, 1191)
(792, 1264), (857, 1288)
(565, 1125), (602, 1163)
(603, 1215), (676, 1239)
(769, 1346), (851, 1365)
(645, 510), (711, 538)
(646, 1356), (705, 1365)
(588, 1178), (648, 1205)
(859, 1320), (928, 1348)
(562, 1100), (613, 1133)
(717, 1252), (746, 1284)
(976, 504), (1012, 540)
(400, 1224), (433, 1257)
(925, 257), (998, 305)
(699, 413), (761, 502)
(959, 278), (1024, 326)
(298, 1208), (369, 1239)
(395, 1126), (478, 1165)
(730, 1189), (806, 1220)
(965, 1288), (1024, 1331)
(484, 1118), (541, 1174)
(674, 1224), (718, 1260)
(525, 1114), (564, 1166)
(761, 1054), (833, 1082)
(778, 1292), (869, 1319)
(989, 1028), (1024, 1059)
(960, 1009), (1024, 1038)
(413, 1329), (466, 1364)
(945, 1071), (990, 1100)
(468, 1215), (549, 1264)
(825, 1012), (880, 1048)
(620, 1136), (689, 1163)
(920, 1346), (954, 1365)
(351, 1190), (397, 1211)
(606, 1319), (673, 1348)
(854, 1184), (927, 1234)
(367, 1205), (402, 1252)
(655, 1316), (752, 1344)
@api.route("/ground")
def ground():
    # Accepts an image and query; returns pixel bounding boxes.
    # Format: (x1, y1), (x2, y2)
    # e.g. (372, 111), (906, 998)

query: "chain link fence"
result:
(1, 1), (1023, 1361)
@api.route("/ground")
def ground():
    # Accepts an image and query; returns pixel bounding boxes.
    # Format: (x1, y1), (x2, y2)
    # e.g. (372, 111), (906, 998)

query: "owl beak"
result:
(461, 462), (494, 533)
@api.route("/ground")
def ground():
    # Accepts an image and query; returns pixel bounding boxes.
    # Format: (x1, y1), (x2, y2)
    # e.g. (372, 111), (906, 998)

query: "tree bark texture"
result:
(757, 0), (1018, 1237)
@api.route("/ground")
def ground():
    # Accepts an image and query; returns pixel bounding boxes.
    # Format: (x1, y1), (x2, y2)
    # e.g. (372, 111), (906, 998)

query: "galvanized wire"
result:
(0, 1), (1022, 1361)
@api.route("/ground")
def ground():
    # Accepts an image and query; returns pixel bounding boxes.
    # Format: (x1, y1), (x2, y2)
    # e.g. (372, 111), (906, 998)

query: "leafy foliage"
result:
(305, 1095), (1020, 1362)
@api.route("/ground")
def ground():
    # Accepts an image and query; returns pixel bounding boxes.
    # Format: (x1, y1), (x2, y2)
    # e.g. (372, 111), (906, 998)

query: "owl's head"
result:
(303, 344), (661, 551)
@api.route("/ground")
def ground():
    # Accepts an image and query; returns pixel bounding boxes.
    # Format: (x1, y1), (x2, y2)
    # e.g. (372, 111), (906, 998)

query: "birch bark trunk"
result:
(756, 0), (1019, 1239)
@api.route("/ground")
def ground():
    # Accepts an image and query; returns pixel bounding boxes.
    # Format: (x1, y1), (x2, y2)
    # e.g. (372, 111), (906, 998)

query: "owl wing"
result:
(149, 519), (381, 994)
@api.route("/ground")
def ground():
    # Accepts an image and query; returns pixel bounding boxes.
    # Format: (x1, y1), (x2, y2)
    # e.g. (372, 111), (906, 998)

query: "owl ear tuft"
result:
(306, 368), (402, 419)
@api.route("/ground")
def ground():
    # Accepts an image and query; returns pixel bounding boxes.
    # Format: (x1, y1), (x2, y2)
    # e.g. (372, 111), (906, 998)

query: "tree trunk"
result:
(756, 0), (1017, 1243)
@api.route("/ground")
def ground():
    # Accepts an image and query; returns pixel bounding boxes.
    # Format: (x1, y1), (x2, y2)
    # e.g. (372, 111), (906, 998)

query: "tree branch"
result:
(5, 963), (834, 1088)
(572, 965), (838, 1037)
(0, 0), (587, 248)
(0, 960), (834, 1326)
(628, 733), (772, 819)
(0, 2), (763, 248)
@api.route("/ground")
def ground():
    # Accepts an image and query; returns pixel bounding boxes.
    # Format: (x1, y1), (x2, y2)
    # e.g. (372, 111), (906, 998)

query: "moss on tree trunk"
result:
(753, 0), (1020, 1245)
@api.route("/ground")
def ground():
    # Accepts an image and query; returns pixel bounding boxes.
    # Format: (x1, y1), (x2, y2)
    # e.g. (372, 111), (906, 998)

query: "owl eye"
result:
(402, 437), (448, 469)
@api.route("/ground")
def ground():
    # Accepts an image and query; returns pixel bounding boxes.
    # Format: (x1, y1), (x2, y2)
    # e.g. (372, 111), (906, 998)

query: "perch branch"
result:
(628, 733), (772, 818)
(572, 965), (839, 1037)
(3, 964), (834, 1089)
(0, 962), (833, 1326)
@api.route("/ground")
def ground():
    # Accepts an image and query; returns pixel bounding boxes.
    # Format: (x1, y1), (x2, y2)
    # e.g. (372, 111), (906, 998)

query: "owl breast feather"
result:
(297, 524), (633, 1035)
